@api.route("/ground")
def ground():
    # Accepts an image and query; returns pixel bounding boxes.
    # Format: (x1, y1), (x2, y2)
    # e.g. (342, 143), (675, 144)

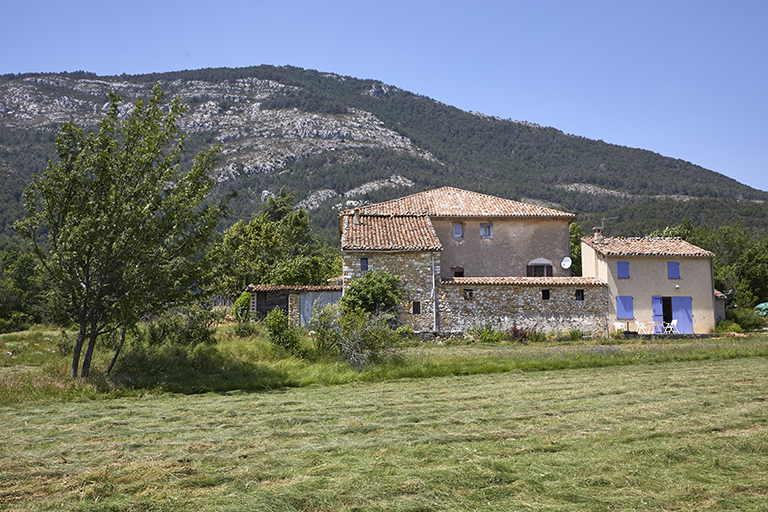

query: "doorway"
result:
(652, 296), (693, 333)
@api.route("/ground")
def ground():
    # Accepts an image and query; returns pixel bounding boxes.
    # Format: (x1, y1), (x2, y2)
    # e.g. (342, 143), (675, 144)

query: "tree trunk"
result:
(106, 326), (127, 375)
(80, 316), (99, 378)
(71, 321), (87, 379)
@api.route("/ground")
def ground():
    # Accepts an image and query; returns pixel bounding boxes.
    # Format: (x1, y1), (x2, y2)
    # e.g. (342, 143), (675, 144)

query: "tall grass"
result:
(3, 323), (768, 405)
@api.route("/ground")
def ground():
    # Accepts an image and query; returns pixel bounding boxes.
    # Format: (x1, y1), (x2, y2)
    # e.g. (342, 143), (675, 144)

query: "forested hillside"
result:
(1, 64), (767, 248)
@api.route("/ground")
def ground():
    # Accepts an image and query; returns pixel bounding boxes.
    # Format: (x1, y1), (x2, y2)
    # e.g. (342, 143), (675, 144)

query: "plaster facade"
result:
(581, 238), (716, 334)
(431, 217), (571, 279)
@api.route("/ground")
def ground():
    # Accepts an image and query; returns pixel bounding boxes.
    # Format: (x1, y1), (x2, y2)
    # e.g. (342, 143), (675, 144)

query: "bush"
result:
(307, 303), (407, 369)
(715, 319), (743, 334)
(264, 308), (301, 354)
(467, 323), (507, 343)
(139, 306), (222, 346)
(340, 269), (402, 314)
(726, 308), (766, 331)
(506, 323), (538, 343)
(234, 292), (251, 322)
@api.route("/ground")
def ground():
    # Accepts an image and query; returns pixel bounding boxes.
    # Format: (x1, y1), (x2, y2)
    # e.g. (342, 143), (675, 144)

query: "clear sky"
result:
(3, 0), (767, 192)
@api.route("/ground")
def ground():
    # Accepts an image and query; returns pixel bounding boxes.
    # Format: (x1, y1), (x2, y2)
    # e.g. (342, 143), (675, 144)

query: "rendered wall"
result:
(581, 245), (716, 333)
(432, 217), (571, 279)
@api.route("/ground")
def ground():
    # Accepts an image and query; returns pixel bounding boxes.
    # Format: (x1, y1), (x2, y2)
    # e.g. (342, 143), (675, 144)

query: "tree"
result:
(211, 189), (339, 292)
(15, 84), (228, 378)
(340, 269), (403, 314)
(569, 223), (584, 277)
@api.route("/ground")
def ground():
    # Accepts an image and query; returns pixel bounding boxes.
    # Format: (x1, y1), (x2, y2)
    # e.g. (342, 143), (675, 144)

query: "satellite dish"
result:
(561, 257), (572, 269)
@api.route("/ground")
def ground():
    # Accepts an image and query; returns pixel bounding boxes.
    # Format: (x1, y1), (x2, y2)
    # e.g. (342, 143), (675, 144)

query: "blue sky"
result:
(4, 0), (767, 192)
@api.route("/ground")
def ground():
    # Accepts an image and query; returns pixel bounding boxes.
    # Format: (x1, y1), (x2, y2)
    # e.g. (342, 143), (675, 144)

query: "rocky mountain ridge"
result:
(1, 65), (767, 246)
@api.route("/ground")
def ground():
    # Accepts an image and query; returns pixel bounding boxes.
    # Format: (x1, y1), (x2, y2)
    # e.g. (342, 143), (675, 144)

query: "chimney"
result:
(593, 226), (603, 241)
(353, 208), (361, 226)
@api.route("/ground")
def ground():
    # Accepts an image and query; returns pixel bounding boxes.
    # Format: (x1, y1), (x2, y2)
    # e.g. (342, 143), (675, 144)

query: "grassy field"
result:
(1, 328), (768, 510)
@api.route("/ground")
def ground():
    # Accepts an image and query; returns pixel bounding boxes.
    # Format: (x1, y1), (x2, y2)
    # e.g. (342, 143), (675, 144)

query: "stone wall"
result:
(437, 281), (609, 337)
(343, 251), (440, 332)
(287, 293), (301, 326)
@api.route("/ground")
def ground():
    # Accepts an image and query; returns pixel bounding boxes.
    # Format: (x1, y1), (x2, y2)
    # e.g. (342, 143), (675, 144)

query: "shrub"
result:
(264, 308), (301, 353)
(467, 323), (507, 343)
(506, 323), (537, 343)
(715, 319), (743, 334)
(140, 306), (222, 346)
(726, 308), (766, 331)
(307, 303), (407, 369)
(340, 269), (402, 314)
(568, 328), (587, 341)
(233, 292), (251, 322)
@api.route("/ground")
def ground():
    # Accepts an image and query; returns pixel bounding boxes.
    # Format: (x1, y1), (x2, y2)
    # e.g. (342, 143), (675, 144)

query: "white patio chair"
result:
(613, 322), (625, 333)
(635, 320), (648, 334)
(664, 319), (680, 334)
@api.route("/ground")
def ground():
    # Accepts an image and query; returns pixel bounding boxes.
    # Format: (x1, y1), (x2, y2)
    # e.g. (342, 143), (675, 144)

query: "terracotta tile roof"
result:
(244, 284), (342, 293)
(581, 237), (714, 258)
(342, 186), (575, 219)
(340, 214), (442, 251)
(441, 276), (607, 287)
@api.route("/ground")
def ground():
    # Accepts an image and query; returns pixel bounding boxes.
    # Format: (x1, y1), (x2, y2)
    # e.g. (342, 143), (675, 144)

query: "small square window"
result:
(668, 261), (680, 279)
(452, 267), (464, 278)
(480, 223), (493, 239)
(542, 289), (550, 300)
(360, 258), (368, 272)
(453, 223), (463, 238)
(412, 301), (421, 315)
(575, 289), (585, 301)
(617, 261), (630, 279)
(463, 289), (474, 300)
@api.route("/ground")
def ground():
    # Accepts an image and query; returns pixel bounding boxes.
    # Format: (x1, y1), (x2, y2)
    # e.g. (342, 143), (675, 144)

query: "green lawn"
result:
(2, 354), (767, 511)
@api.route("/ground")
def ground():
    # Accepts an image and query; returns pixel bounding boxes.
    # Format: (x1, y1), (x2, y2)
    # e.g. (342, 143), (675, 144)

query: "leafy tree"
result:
(569, 223), (584, 277)
(15, 84), (228, 378)
(212, 189), (339, 292)
(340, 269), (403, 314)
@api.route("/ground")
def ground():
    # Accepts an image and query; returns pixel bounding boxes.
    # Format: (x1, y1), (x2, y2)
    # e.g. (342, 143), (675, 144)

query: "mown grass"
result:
(1, 357), (767, 510)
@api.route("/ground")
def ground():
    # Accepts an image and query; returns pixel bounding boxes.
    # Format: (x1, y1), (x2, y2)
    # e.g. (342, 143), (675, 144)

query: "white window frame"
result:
(453, 223), (463, 239)
(480, 222), (493, 239)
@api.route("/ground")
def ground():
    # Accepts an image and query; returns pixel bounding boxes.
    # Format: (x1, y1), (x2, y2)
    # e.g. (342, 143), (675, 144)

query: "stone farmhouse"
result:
(339, 187), (609, 336)
(581, 230), (720, 334)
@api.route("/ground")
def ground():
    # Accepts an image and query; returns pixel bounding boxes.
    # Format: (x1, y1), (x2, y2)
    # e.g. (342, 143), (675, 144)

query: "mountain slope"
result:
(1, 65), (766, 247)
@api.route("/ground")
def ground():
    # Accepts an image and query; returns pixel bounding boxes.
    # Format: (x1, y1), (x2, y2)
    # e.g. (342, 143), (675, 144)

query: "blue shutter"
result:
(671, 296), (693, 333)
(616, 296), (634, 319)
(668, 261), (680, 279)
(617, 261), (630, 279)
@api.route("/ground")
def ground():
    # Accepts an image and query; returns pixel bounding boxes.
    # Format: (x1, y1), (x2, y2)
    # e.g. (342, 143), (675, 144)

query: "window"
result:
(575, 289), (585, 301)
(527, 264), (553, 277)
(412, 301), (421, 314)
(360, 258), (368, 272)
(668, 261), (680, 279)
(542, 289), (550, 300)
(452, 267), (464, 278)
(480, 223), (493, 239)
(453, 223), (463, 238)
(616, 296), (634, 319)
(617, 261), (630, 279)
(463, 289), (474, 300)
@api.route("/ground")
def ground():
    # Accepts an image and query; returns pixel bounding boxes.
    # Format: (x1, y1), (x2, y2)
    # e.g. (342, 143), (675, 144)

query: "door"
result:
(671, 296), (693, 334)
(652, 296), (664, 333)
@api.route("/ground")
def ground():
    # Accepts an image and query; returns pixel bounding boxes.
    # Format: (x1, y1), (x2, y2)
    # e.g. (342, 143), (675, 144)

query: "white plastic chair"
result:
(635, 320), (648, 334)
(614, 322), (625, 333)
(664, 319), (680, 334)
